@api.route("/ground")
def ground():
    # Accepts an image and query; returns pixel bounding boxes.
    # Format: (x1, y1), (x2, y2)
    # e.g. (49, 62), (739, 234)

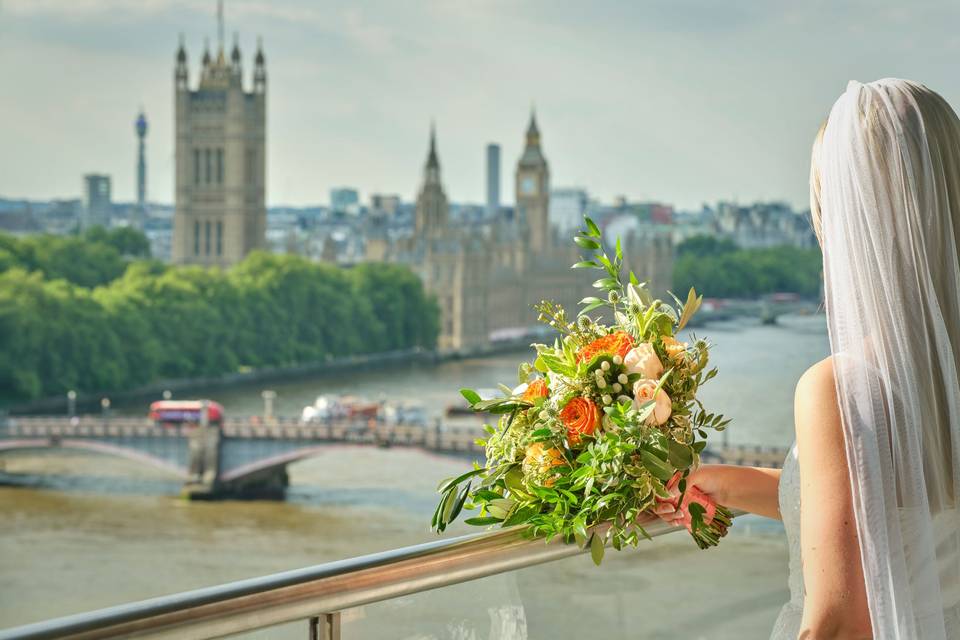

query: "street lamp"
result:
(261, 390), (277, 422)
(67, 390), (77, 417)
(100, 397), (111, 422)
(162, 390), (172, 400)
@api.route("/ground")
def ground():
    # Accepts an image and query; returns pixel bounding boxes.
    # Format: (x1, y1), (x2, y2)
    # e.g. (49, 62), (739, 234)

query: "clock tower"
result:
(515, 109), (550, 252)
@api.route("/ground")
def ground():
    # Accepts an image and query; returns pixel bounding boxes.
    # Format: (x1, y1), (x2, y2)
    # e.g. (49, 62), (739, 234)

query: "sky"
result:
(0, 1), (958, 211)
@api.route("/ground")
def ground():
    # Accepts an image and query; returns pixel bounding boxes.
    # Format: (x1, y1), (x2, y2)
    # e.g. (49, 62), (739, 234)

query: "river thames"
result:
(0, 315), (828, 639)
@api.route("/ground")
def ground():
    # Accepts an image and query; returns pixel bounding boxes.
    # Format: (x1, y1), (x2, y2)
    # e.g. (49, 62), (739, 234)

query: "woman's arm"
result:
(657, 464), (783, 520)
(795, 357), (871, 639)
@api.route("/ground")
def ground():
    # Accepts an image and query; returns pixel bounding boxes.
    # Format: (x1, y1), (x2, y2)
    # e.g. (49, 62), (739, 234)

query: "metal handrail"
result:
(0, 514), (711, 640)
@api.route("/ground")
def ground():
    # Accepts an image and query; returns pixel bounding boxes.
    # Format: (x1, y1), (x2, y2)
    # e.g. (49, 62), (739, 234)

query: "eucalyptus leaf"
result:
(437, 467), (485, 494)
(447, 483), (472, 523)
(590, 532), (605, 565)
(640, 449), (675, 482)
(667, 440), (694, 470)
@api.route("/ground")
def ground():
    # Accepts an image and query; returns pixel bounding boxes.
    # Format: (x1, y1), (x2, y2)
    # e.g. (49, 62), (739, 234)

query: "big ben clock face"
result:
(520, 175), (537, 196)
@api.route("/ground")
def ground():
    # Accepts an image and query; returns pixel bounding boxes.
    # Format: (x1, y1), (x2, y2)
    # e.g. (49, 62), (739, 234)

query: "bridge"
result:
(0, 414), (789, 499)
(688, 297), (821, 327)
(0, 414), (483, 499)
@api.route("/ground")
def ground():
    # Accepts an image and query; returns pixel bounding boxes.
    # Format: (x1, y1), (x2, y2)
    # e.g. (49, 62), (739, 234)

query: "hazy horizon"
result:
(1, 1), (958, 211)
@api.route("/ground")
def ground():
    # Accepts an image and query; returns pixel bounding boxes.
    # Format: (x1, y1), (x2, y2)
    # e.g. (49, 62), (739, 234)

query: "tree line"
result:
(0, 229), (439, 404)
(672, 235), (823, 299)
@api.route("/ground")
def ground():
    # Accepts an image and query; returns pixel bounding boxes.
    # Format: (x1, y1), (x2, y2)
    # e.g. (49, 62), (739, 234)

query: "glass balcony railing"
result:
(0, 512), (790, 640)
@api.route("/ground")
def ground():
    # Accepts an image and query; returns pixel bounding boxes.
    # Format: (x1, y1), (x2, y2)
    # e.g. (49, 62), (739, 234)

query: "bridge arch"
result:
(218, 442), (481, 483)
(0, 438), (189, 479)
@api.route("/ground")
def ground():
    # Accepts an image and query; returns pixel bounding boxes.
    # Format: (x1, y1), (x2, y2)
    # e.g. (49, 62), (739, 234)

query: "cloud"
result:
(1, 1), (959, 209)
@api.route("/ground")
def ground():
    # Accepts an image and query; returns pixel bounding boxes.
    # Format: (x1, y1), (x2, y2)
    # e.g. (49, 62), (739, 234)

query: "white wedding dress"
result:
(769, 443), (802, 639)
(769, 441), (960, 639)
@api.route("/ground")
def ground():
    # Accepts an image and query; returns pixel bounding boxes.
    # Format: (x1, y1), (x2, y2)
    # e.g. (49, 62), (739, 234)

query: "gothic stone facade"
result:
(172, 38), (267, 267)
(388, 115), (673, 353)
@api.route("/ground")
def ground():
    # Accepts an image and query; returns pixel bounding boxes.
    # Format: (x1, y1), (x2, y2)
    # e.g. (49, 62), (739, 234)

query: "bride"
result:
(658, 78), (960, 639)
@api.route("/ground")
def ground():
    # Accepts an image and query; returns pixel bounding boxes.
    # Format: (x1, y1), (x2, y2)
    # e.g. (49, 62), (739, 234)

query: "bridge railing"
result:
(0, 513), (732, 640)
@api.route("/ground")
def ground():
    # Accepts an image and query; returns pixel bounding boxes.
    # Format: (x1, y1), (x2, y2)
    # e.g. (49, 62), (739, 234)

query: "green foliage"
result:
(675, 235), (738, 259)
(84, 226), (152, 258)
(0, 227), (153, 288)
(673, 235), (822, 298)
(0, 238), (439, 404)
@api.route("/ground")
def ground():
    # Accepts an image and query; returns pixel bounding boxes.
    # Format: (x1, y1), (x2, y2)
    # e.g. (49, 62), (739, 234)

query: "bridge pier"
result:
(181, 414), (290, 500)
(217, 466), (289, 501)
(182, 409), (224, 500)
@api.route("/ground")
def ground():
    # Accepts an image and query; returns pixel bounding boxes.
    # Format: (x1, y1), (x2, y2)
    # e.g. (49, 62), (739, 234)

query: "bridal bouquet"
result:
(431, 218), (732, 563)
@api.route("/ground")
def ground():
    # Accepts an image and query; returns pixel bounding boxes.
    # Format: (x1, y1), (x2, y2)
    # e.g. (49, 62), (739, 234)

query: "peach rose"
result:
(661, 335), (688, 363)
(624, 343), (664, 380)
(560, 396), (600, 445)
(633, 379), (672, 425)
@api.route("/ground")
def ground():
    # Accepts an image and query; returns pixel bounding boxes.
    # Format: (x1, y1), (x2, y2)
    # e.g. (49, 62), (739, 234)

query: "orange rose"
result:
(560, 396), (600, 445)
(522, 378), (549, 403)
(576, 332), (635, 363)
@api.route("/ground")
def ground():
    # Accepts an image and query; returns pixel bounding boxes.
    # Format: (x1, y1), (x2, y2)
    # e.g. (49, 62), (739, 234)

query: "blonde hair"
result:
(809, 120), (827, 243)
(810, 82), (960, 250)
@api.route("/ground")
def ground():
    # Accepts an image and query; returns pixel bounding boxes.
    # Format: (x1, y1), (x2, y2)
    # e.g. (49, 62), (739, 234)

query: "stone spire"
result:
(518, 107), (546, 168)
(254, 36), (266, 94)
(230, 32), (241, 67)
(416, 122), (449, 237)
(175, 33), (188, 89)
(426, 120), (439, 170)
(526, 107), (540, 145)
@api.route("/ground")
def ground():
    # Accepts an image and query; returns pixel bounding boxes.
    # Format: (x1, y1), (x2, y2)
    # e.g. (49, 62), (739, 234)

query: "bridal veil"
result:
(815, 78), (960, 638)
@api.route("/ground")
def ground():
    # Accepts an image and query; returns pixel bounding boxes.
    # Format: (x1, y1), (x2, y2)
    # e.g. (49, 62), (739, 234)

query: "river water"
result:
(0, 315), (828, 639)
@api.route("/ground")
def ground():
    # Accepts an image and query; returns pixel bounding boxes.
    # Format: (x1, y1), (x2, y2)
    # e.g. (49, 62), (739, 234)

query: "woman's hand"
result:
(654, 467), (725, 527)
(653, 463), (783, 523)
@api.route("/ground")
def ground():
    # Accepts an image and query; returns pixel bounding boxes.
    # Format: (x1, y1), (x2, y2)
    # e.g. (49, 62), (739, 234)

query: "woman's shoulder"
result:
(794, 356), (842, 435)
(796, 355), (836, 397)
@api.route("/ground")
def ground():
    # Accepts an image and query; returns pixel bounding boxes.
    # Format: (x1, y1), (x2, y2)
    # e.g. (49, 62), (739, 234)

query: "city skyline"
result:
(1, 1), (958, 211)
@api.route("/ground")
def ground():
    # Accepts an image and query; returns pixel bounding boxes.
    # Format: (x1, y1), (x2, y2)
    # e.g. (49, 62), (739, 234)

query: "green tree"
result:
(85, 226), (151, 258)
(675, 235), (737, 258)
(673, 235), (822, 298)
(0, 234), (440, 403)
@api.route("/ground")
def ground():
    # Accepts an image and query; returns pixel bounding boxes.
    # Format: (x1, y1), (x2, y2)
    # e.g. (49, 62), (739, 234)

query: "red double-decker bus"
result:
(148, 400), (225, 427)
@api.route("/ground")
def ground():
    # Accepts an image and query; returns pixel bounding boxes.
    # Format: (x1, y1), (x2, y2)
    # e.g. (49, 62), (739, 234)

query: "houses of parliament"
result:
(370, 113), (673, 353)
